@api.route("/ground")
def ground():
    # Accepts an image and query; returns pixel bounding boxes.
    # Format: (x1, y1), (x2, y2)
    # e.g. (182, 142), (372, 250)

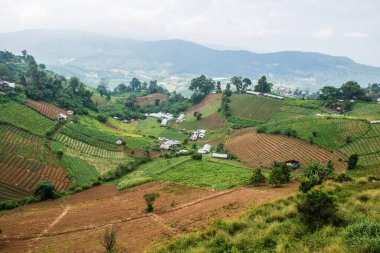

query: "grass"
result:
(155, 160), (253, 190)
(152, 180), (380, 253)
(263, 116), (369, 150)
(283, 98), (324, 109)
(0, 100), (56, 136)
(348, 102), (380, 120)
(61, 155), (100, 187)
(229, 94), (283, 122)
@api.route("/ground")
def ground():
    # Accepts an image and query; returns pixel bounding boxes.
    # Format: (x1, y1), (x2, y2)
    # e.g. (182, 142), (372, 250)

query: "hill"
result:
(2, 29), (380, 91)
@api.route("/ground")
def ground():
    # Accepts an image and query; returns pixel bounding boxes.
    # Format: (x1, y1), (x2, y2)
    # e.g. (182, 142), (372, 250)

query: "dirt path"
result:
(27, 206), (71, 253)
(0, 182), (297, 252)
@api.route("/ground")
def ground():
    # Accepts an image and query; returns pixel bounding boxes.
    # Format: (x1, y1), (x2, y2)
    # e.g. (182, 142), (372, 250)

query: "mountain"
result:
(1, 29), (380, 92)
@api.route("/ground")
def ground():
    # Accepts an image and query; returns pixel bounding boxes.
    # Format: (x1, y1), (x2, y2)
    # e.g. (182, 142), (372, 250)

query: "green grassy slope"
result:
(0, 100), (56, 136)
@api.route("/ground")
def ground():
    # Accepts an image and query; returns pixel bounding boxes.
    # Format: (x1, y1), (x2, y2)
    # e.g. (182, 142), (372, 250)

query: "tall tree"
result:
(254, 76), (272, 93)
(340, 81), (364, 100)
(242, 78), (252, 91)
(319, 86), (339, 100)
(216, 81), (222, 93)
(189, 75), (215, 104)
(231, 76), (243, 93)
(130, 77), (141, 92)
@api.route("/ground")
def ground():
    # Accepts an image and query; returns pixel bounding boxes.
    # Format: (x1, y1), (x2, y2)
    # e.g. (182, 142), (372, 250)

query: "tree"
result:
(192, 153), (202, 160)
(69, 77), (80, 95)
(115, 83), (128, 94)
(297, 189), (338, 229)
(268, 164), (291, 187)
(193, 111), (202, 120)
(348, 153), (359, 170)
(100, 226), (118, 253)
(148, 80), (159, 94)
(216, 81), (222, 93)
(154, 99), (160, 106)
(21, 50), (27, 59)
(319, 86), (339, 100)
(340, 81), (364, 100)
(130, 77), (141, 92)
(189, 75), (215, 104)
(254, 76), (272, 93)
(216, 143), (224, 153)
(33, 181), (57, 200)
(230, 76), (243, 93)
(251, 169), (267, 186)
(242, 78), (252, 91)
(301, 161), (334, 183)
(144, 192), (160, 212)
(223, 83), (232, 97)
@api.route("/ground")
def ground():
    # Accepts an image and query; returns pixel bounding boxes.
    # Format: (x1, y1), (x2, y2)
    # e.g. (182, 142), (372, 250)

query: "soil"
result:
(0, 181), (297, 252)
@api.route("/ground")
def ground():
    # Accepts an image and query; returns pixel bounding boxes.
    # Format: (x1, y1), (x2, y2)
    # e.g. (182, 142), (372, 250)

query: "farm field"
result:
(225, 129), (346, 171)
(26, 100), (67, 120)
(136, 92), (167, 105)
(262, 116), (369, 150)
(0, 100), (57, 136)
(155, 160), (254, 190)
(229, 94), (283, 122)
(0, 181), (297, 253)
(348, 102), (380, 120)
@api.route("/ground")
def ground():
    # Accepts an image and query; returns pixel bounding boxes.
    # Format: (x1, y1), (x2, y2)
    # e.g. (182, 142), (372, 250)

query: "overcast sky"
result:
(1, 0), (379, 66)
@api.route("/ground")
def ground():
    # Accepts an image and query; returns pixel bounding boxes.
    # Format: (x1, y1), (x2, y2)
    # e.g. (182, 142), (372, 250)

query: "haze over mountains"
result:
(1, 29), (380, 92)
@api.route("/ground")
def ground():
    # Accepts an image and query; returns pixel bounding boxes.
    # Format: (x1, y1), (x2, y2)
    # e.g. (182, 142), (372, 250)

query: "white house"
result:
(212, 153), (228, 159)
(116, 140), (123, 145)
(377, 98), (380, 104)
(147, 112), (173, 120)
(67, 110), (74, 116)
(58, 113), (67, 120)
(0, 80), (16, 89)
(160, 140), (181, 149)
(198, 144), (211, 154)
(176, 114), (185, 123)
(161, 118), (168, 126)
(370, 120), (380, 124)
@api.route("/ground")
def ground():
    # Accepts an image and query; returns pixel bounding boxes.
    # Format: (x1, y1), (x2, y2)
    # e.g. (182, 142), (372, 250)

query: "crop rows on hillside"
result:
(229, 94), (283, 122)
(60, 124), (123, 152)
(226, 130), (346, 171)
(263, 117), (369, 150)
(54, 133), (124, 158)
(0, 152), (70, 199)
(348, 102), (380, 120)
(26, 100), (67, 120)
(340, 136), (380, 156)
(356, 153), (380, 166)
(0, 181), (30, 201)
(0, 100), (56, 136)
(0, 125), (60, 167)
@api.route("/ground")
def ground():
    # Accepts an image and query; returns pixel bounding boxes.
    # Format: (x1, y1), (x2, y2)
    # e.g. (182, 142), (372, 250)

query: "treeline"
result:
(0, 50), (96, 114)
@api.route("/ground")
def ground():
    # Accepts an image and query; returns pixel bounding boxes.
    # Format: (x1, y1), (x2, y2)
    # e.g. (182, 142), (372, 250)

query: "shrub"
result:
(268, 164), (291, 187)
(144, 192), (160, 212)
(33, 181), (57, 200)
(348, 154), (359, 170)
(256, 126), (267, 133)
(301, 161), (334, 183)
(100, 226), (118, 253)
(299, 176), (319, 193)
(192, 153), (202, 160)
(251, 169), (267, 186)
(96, 114), (108, 123)
(297, 189), (338, 229)
(334, 173), (353, 182)
(55, 150), (64, 159)
(343, 220), (380, 253)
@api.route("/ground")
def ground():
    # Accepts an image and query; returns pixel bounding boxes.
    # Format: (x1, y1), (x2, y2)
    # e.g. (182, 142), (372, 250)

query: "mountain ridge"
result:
(1, 29), (379, 91)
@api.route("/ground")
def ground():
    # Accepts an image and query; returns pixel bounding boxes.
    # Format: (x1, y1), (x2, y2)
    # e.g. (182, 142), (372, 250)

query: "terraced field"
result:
(225, 130), (346, 171)
(263, 117), (369, 150)
(0, 125), (70, 200)
(26, 100), (67, 120)
(54, 133), (124, 158)
(348, 102), (380, 120)
(0, 100), (56, 136)
(229, 94), (283, 122)
(136, 93), (167, 105)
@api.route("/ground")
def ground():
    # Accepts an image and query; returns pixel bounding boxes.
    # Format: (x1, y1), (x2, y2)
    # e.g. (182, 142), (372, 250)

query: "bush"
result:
(301, 161), (334, 183)
(256, 126), (267, 133)
(268, 164), (291, 187)
(343, 220), (380, 253)
(297, 189), (338, 229)
(299, 176), (319, 193)
(334, 173), (353, 182)
(251, 169), (267, 186)
(348, 154), (359, 170)
(33, 181), (57, 200)
(192, 153), (202, 160)
(96, 114), (108, 123)
(144, 192), (160, 212)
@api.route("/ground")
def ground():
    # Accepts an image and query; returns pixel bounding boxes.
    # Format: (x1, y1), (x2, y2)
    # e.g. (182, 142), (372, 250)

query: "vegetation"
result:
(250, 168), (267, 186)
(144, 192), (160, 212)
(268, 164), (291, 187)
(100, 226), (118, 253)
(33, 181), (58, 200)
(254, 76), (273, 93)
(153, 180), (380, 253)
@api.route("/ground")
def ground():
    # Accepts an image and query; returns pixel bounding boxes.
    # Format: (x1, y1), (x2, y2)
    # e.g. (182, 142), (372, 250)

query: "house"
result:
(58, 113), (67, 121)
(160, 139), (181, 150)
(370, 120), (380, 124)
(147, 112), (174, 120)
(113, 116), (119, 120)
(246, 90), (261, 96)
(198, 144), (211, 154)
(0, 80), (16, 89)
(212, 153), (228, 159)
(176, 114), (185, 124)
(377, 98), (380, 104)
(189, 131), (199, 141)
(161, 118), (168, 126)
(67, 110), (74, 116)
(116, 140), (123, 145)
(158, 137), (169, 141)
(123, 119), (129, 124)
(177, 149), (189, 154)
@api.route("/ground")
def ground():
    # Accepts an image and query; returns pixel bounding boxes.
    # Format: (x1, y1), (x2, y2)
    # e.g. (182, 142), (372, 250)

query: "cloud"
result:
(342, 31), (369, 38)
(312, 28), (335, 39)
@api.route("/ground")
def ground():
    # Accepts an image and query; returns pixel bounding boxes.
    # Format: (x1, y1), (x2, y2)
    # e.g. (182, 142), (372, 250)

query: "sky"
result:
(1, 0), (379, 66)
